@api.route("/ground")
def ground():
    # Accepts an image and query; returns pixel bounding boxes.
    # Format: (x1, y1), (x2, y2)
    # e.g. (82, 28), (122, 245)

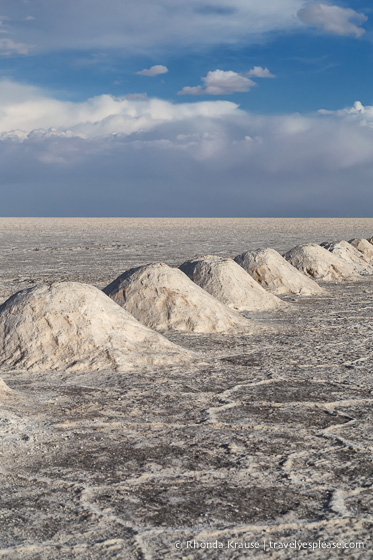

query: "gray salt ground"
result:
(0, 376), (11, 395)
(0, 218), (372, 560)
(1, 278), (372, 560)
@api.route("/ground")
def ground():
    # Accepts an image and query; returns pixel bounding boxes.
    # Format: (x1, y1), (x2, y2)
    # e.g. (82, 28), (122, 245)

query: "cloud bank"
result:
(0, 0), (312, 55)
(0, 1), (366, 61)
(0, 81), (373, 216)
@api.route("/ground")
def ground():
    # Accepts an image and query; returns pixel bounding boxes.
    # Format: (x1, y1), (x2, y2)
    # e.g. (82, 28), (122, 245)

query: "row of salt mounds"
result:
(103, 263), (255, 333)
(349, 238), (373, 264)
(0, 282), (192, 373)
(284, 244), (359, 282)
(321, 240), (373, 275)
(179, 255), (286, 311)
(234, 248), (324, 296)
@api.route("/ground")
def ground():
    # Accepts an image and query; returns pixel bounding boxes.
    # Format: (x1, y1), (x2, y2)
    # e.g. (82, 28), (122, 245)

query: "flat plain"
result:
(0, 218), (372, 559)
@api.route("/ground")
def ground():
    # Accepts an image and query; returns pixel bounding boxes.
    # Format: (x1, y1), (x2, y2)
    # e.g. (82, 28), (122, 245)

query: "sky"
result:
(0, 1), (373, 216)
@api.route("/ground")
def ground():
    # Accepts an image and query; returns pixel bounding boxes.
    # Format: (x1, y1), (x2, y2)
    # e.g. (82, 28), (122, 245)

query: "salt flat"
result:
(0, 218), (372, 559)
(0, 217), (373, 299)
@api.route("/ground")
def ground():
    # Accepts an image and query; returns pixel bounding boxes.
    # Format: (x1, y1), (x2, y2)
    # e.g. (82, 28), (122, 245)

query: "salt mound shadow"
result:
(179, 254), (285, 312)
(349, 238), (373, 264)
(103, 263), (257, 333)
(284, 244), (359, 282)
(234, 248), (324, 296)
(321, 240), (373, 275)
(0, 282), (192, 372)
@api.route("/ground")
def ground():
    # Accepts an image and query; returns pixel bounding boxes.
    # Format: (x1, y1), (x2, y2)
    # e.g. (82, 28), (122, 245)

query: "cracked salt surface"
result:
(0, 218), (372, 559)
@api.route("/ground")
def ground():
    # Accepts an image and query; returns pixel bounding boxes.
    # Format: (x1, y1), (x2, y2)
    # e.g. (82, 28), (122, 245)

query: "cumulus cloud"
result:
(136, 65), (168, 77)
(298, 2), (367, 37)
(179, 70), (256, 96)
(179, 67), (274, 96)
(1, 80), (373, 216)
(247, 66), (275, 78)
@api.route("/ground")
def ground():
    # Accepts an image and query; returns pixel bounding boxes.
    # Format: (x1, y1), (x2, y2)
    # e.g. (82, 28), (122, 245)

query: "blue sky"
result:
(0, 0), (372, 216)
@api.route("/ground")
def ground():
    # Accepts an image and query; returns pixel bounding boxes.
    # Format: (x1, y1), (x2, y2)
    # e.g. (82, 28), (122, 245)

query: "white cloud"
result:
(0, 0), (304, 55)
(298, 2), (367, 37)
(247, 66), (275, 78)
(179, 70), (257, 96)
(136, 65), (168, 77)
(179, 67), (275, 95)
(1, 1), (365, 59)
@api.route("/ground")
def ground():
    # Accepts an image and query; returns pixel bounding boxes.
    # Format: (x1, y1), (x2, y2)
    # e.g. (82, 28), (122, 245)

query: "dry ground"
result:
(0, 219), (372, 559)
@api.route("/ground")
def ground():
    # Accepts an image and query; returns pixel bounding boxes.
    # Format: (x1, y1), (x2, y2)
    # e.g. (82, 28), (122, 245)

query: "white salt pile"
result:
(349, 238), (373, 264)
(234, 248), (324, 296)
(103, 262), (256, 333)
(284, 243), (359, 282)
(0, 282), (191, 372)
(321, 240), (373, 275)
(179, 254), (285, 312)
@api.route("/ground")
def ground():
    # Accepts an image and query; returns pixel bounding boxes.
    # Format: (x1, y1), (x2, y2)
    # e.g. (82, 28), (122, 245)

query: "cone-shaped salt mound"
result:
(321, 240), (373, 275)
(103, 263), (255, 333)
(234, 248), (324, 296)
(284, 244), (359, 282)
(349, 238), (373, 264)
(0, 282), (192, 372)
(179, 255), (285, 312)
